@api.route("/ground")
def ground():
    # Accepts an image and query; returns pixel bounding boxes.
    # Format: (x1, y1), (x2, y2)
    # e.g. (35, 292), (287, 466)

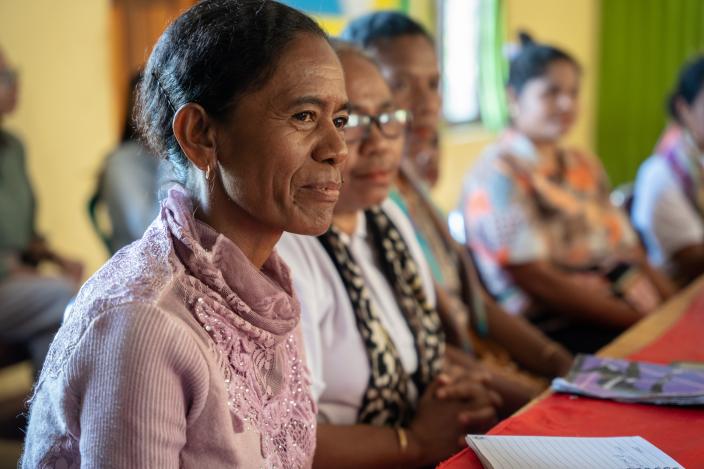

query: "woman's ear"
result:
(172, 103), (218, 171)
(674, 96), (693, 128)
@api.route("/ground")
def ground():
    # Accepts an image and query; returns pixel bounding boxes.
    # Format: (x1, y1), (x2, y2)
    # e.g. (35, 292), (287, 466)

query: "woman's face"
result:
(334, 53), (405, 213)
(0, 51), (18, 116)
(213, 34), (349, 236)
(374, 35), (441, 140)
(374, 35), (441, 185)
(510, 59), (580, 143)
(677, 87), (704, 149)
(407, 130), (440, 187)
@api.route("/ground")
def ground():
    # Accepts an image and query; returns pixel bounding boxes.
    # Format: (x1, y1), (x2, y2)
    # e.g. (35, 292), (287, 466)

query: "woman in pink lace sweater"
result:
(21, 1), (350, 467)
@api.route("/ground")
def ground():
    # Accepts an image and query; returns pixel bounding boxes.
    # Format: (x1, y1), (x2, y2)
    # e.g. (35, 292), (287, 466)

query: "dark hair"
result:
(136, 0), (327, 183)
(121, 71), (142, 143)
(340, 11), (433, 50)
(329, 38), (378, 67)
(508, 31), (580, 95)
(668, 55), (704, 123)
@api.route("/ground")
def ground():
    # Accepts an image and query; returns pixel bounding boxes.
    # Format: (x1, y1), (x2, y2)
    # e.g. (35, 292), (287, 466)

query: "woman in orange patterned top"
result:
(459, 33), (674, 353)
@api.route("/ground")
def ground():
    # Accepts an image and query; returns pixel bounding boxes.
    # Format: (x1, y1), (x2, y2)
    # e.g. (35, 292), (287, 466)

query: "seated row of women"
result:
(17, 0), (701, 467)
(459, 38), (704, 353)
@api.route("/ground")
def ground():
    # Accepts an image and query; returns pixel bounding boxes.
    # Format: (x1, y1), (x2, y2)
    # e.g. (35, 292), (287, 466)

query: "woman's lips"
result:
(299, 180), (341, 203)
(352, 168), (395, 184)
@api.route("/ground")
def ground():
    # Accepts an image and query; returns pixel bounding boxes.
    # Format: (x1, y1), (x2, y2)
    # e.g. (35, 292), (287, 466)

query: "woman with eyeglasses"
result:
(0, 46), (82, 376)
(459, 33), (674, 354)
(277, 42), (500, 469)
(22, 1), (348, 467)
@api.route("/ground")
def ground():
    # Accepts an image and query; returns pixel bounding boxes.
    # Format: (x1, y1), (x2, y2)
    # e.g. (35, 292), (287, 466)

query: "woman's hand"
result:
(566, 271), (611, 295)
(407, 376), (498, 466)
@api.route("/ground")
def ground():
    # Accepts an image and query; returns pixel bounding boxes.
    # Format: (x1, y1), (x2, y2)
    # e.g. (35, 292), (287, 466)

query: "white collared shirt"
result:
(276, 198), (436, 424)
(632, 152), (704, 269)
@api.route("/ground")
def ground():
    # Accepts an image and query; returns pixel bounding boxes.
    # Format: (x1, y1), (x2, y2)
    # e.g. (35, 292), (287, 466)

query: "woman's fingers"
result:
(457, 406), (498, 433)
(488, 389), (503, 409)
(435, 378), (491, 402)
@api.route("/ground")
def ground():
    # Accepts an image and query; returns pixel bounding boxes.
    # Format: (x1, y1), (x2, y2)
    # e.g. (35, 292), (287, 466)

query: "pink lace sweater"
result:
(21, 187), (316, 468)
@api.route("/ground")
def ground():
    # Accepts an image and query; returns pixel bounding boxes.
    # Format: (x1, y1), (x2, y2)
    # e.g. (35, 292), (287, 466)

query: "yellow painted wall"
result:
(0, 0), (116, 276)
(0, 0), (600, 276)
(433, 0), (600, 212)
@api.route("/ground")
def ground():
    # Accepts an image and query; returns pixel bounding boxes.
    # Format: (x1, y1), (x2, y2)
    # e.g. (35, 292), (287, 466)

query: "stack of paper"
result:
(466, 435), (683, 469)
(551, 354), (704, 405)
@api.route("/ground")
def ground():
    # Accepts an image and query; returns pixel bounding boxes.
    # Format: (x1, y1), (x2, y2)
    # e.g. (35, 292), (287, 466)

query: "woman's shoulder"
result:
(276, 232), (335, 292)
(37, 297), (211, 400)
(38, 220), (191, 375)
(635, 153), (674, 184)
(381, 197), (417, 239)
(77, 220), (176, 309)
(468, 134), (532, 185)
(562, 145), (606, 174)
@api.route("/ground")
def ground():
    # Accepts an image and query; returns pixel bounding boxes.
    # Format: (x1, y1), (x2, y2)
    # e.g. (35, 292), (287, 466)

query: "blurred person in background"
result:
(459, 33), (674, 354)
(632, 56), (704, 287)
(91, 71), (165, 254)
(0, 45), (82, 374)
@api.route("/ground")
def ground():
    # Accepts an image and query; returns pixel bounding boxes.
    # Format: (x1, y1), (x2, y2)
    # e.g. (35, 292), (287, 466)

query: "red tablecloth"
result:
(439, 291), (704, 468)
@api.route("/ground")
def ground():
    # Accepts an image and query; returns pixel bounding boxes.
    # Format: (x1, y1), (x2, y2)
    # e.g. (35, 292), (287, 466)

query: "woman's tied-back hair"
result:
(135, 0), (328, 184)
(340, 11), (433, 50)
(508, 31), (580, 95)
(668, 55), (704, 123)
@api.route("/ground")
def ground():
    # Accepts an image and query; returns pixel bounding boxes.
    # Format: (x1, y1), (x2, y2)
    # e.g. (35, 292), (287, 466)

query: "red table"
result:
(439, 279), (704, 468)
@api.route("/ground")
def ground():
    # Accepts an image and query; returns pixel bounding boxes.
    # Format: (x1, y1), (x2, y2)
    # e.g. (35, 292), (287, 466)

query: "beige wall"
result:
(0, 0), (600, 276)
(432, 0), (600, 212)
(0, 0), (116, 276)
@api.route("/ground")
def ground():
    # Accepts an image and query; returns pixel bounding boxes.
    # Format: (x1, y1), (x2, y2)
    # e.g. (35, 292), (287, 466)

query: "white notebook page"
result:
(466, 435), (683, 469)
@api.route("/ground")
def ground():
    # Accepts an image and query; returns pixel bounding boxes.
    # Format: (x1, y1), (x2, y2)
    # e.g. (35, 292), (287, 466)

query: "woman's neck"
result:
(520, 132), (561, 171)
(531, 138), (559, 158)
(332, 210), (360, 236)
(194, 185), (281, 269)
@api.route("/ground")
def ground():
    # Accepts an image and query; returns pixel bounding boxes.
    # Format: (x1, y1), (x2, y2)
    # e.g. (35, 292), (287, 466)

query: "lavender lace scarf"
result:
(42, 186), (316, 468)
(163, 187), (316, 467)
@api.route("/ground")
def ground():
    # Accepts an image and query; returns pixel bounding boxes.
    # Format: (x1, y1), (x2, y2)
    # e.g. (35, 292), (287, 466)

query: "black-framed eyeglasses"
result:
(344, 109), (411, 143)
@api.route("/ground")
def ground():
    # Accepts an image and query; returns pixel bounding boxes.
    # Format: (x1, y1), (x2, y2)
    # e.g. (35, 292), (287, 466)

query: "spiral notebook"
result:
(465, 435), (683, 469)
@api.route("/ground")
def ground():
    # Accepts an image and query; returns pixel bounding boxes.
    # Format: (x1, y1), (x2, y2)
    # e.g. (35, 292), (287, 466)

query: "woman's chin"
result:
(284, 209), (335, 236)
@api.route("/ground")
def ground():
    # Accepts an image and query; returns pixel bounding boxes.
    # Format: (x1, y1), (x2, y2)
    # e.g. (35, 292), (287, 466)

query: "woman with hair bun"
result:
(22, 1), (349, 467)
(459, 33), (674, 354)
(632, 56), (704, 287)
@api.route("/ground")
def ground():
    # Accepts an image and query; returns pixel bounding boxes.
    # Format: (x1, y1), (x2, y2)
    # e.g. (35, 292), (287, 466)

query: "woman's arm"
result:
(507, 261), (644, 328)
(444, 345), (539, 417)
(635, 249), (678, 299)
(672, 244), (704, 286)
(313, 377), (497, 469)
(71, 305), (208, 468)
(314, 424), (421, 469)
(434, 282), (473, 351)
(482, 293), (573, 377)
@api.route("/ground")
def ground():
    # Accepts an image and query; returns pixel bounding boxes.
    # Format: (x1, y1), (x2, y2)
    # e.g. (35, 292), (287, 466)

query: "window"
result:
(439, 0), (481, 124)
